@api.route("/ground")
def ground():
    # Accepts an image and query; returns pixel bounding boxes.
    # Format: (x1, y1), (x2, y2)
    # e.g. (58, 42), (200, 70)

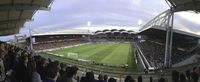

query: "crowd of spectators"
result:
(0, 41), (109, 82)
(91, 32), (134, 42)
(170, 67), (200, 82)
(137, 40), (198, 68)
(33, 40), (86, 50)
(137, 40), (165, 68)
(1, 40), (200, 82)
(0, 41), (136, 82)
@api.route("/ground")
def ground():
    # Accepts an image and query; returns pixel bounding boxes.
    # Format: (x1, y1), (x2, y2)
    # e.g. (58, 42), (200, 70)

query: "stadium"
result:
(0, 0), (200, 82)
(29, 28), (137, 74)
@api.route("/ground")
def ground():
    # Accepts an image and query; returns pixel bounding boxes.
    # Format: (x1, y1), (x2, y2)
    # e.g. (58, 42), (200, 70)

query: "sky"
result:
(20, 0), (169, 33)
(1, 0), (200, 41)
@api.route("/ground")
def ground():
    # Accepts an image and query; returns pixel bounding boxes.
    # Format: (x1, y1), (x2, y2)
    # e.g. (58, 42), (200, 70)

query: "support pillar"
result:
(164, 9), (174, 68)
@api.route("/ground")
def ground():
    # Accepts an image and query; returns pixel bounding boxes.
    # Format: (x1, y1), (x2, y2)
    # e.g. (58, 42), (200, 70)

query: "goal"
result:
(67, 52), (78, 59)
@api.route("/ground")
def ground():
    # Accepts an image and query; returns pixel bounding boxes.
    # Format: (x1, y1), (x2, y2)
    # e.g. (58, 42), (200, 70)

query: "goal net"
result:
(67, 52), (78, 59)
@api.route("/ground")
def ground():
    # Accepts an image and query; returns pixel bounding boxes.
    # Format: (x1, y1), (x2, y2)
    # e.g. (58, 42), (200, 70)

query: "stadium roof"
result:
(94, 29), (135, 35)
(139, 25), (200, 38)
(138, 25), (199, 49)
(32, 29), (90, 36)
(31, 25), (138, 36)
(0, 0), (53, 36)
(166, 0), (200, 12)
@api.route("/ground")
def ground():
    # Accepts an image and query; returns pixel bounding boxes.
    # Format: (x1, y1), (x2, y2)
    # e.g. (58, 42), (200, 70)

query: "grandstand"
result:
(27, 28), (136, 50)
(22, 28), (138, 78)
(0, 0), (200, 82)
(28, 29), (89, 50)
(92, 29), (135, 41)
(136, 25), (200, 70)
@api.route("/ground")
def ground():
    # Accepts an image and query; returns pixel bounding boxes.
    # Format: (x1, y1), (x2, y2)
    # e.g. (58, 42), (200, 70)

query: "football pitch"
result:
(48, 42), (135, 67)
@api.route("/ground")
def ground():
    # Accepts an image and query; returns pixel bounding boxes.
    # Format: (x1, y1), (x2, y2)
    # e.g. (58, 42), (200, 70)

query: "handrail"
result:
(135, 43), (151, 67)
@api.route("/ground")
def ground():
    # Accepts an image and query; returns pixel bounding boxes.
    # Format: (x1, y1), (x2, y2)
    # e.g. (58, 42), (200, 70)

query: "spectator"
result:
(43, 62), (60, 82)
(53, 61), (60, 69)
(125, 76), (135, 82)
(198, 67), (200, 75)
(193, 67), (197, 72)
(103, 75), (108, 82)
(158, 78), (165, 82)
(180, 73), (186, 82)
(191, 72), (199, 82)
(172, 70), (179, 82)
(185, 69), (191, 81)
(80, 76), (86, 82)
(0, 43), (6, 58)
(150, 77), (153, 82)
(129, 78), (135, 82)
(37, 58), (48, 80)
(59, 63), (66, 76)
(16, 55), (28, 82)
(0, 58), (6, 82)
(137, 75), (142, 82)
(27, 61), (42, 82)
(108, 78), (116, 82)
(85, 71), (96, 82)
(57, 66), (78, 82)
(98, 74), (104, 82)
(66, 66), (78, 82)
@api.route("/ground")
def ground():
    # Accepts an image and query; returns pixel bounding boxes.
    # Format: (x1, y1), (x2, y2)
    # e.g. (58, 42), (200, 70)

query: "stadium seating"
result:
(92, 29), (135, 42)
(0, 41), (200, 82)
(137, 40), (197, 69)
(33, 40), (85, 50)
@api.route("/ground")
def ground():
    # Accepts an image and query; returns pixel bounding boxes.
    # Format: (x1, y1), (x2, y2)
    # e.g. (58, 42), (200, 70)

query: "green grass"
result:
(49, 42), (135, 68)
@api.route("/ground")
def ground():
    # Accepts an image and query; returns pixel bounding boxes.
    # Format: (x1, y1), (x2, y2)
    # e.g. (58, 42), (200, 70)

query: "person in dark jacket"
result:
(43, 62), (60, 82)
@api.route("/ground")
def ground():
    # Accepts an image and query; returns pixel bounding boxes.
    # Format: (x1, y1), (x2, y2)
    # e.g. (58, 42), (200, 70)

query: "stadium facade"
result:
(135, 25), (200, 70)
(1, 0), (200, 81)
(27, 25), (200, 70)
(27, 28), (136, 50)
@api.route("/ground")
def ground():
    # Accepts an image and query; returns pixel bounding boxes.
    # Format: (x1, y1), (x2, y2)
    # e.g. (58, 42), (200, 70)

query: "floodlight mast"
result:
(87, 21), (91, 41)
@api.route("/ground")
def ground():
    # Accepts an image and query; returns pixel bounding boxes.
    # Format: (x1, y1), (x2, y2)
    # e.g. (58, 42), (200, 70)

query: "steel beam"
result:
(0, 28), (17, 36)
(164, 9), (174, 68)
(140, 9), (170, 32)
(0, 4), (50, 11)
(0, 19), (32, 25)
(167, 0), (176, 7)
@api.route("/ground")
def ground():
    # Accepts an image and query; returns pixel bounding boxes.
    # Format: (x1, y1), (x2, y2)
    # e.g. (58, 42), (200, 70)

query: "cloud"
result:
(2, 0), (200, 39)
(20, 0), (168, 34)
(0, 0), (181, 40)
(131, 0), (141, 4)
